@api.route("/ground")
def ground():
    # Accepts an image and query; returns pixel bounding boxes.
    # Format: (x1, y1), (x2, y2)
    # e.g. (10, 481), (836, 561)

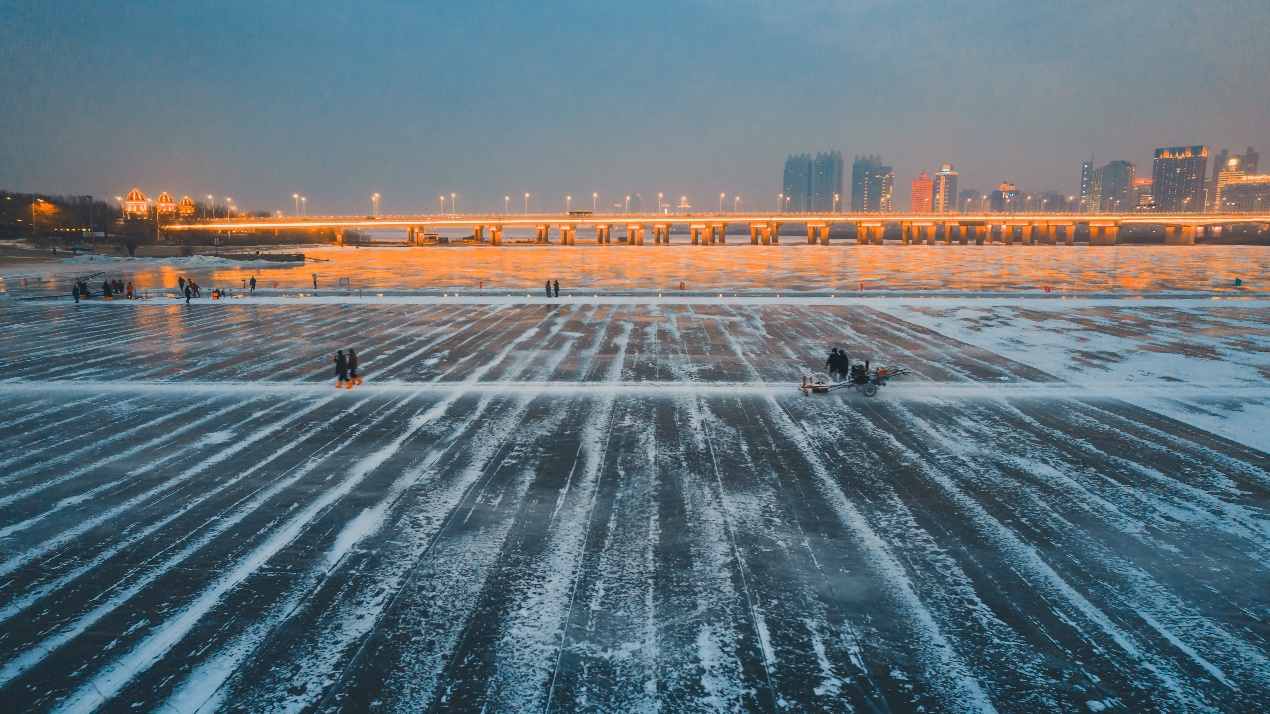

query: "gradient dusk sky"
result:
(2, 1), (1267, 214)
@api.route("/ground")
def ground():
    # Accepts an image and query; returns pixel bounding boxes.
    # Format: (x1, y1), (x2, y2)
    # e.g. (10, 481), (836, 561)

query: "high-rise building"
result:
(783, 151), (843, 213)
(989, 182), (1018, 213)
(1080, 160), (1096, 213)
(1093, 160), (1135, 213)
(910, 173), (934, 213)
(1216, 174), (1270, 213)
(1209, 148), (1259, 212)
(782, 154), (812, 213)
(851, 156), (893, 213)
(810, 151), (843, 212)
(1151, 146), (1208, 212)
(932, 164), (958, 213)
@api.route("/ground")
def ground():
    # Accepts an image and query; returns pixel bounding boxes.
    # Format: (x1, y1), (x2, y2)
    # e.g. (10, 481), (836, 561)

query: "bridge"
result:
(163, 212), (1270, 246)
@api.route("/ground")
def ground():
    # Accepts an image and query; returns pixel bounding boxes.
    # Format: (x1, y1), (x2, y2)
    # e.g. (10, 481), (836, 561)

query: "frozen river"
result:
(2, 242), (1268, 296)
(2, 259), (1270, 711)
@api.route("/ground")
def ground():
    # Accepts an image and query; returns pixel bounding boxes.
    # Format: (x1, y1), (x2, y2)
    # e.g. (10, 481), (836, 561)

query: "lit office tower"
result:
(1080, 160), (1096, 212)
(809, 151), (843, 212)
(911, 172), (934, 213)
(1151, 146), (1208, 212)
(782, 154), (813, 212)
(1209, 147), (1259, 211)
(1094, 160), (1135, 213)
(932, 164), (958, 213)
(852, 155), (894, 213)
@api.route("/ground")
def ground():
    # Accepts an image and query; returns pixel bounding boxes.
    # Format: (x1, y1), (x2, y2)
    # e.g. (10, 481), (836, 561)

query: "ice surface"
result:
(1, 271), (1269, 712)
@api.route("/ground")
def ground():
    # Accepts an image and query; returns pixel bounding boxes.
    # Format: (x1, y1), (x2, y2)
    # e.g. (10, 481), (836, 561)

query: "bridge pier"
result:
(1164, 225), (1196, 245)
(1089, 223), (1119, 246)
(771, 222), (781, 244)
(489, 226), (502, 245)
(760, 225), (772, 246)
(750, 225), (760, 244)
(627, 224), (644, 245)
(473, 225), (485, 243)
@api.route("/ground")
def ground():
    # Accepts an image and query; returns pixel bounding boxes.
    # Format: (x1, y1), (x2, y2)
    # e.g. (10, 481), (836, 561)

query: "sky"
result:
(2, 0), (1268, 214)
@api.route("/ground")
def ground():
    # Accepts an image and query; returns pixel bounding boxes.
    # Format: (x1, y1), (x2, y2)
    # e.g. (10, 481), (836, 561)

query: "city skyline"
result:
(2, 2), (1268, 215)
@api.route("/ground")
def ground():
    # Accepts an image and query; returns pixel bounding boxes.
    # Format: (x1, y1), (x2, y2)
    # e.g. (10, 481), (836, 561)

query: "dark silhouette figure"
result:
(249, 276), (257, 293)
(553, 280), (559, 297)
(184, 285), (192, 303)
(545, 280), (552, 297)
(348, 348), (362, 387)
(333, 350), (349, 388)
(102, 280), (112, 300)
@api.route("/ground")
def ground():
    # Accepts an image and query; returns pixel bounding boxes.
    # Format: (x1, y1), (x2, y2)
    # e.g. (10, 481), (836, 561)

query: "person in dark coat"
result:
(825, 348), (839, 375)
(72, 285), (79, 303)
(333, 349), (349, 388)
(184, 284), (192, 303)
(545, 280), (552, 297)
(178, 276), (186, 292)
(553, 279), (559, 297)
(249, 276), (257, 293)
(347, 348), (362, 387)
(102, 280), (113, 299)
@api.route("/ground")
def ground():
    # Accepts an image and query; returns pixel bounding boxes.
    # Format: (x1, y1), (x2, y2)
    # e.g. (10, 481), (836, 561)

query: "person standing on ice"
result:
(126, 281), (134, 299)
(178, 276), (186, 293)
(347, 348), (362, 387)
(545, 280), (552, 297)
(553, 279), (559, 297)
(825, 348), (844, 381)
(333, 349), (349, 388)
(184, 284), (192, 303)
(249, 276), (257, 294)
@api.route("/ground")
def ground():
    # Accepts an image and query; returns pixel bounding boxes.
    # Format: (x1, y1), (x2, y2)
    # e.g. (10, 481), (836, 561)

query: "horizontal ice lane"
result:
(1, 300), (1268, 712)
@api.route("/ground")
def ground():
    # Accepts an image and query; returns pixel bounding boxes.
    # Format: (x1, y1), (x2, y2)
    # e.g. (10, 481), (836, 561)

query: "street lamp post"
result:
(206, 195), (215, 219)
(719, 193), (725, 212)
(734, 196), (740, 213)
(293, 193), (300, 217)
(566, 195), (572, 212)
(505, 195), (510, 213)
(300, 197), (306, 216)
(440, 195), (446, 213)
(625, 195), (630, 213)
(592, 192), (597, 212)
(658, 192), (663, 215)
(372, 193), (380, 218)
(451, 193), (458, 214)
(833, 193), (840, 213)
(524, 193), (529, 213)
(225, 199), (233, 218)
(778, 193), (783, 213)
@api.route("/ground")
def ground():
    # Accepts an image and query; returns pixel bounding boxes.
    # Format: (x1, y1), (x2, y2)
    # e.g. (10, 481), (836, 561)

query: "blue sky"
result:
(2, 1), (1267, 213)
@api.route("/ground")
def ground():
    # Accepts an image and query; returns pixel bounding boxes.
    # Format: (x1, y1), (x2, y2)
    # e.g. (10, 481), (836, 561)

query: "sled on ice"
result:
(800, 364), (908, 397)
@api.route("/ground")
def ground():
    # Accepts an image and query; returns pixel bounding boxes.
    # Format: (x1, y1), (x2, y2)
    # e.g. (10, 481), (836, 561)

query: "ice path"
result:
(1, 300), (1268, 712)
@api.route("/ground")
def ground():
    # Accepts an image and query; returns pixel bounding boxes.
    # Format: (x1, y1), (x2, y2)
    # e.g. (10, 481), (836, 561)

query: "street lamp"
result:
(225, 198), (233, 218)
(293, 193), (300, 217)
(719, 193), (725, 212)
(734, 196), (741, 212)
(440, 195), (446, 213)
(566, 195), (572, 212)
(524, 192), (530, 213)
(451, 193), (458, 214)
(658, 192), (663, 214)
(778, 193), (783, 213)
(300, 197), (306, 216)
(505, 195), (510, 213)
(206, 195), (214, 219)
(625, 195), (630, 213)
(372, 193), (380, 218)
(833, 193), (840, 213)
(592, 192), (597, 212)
